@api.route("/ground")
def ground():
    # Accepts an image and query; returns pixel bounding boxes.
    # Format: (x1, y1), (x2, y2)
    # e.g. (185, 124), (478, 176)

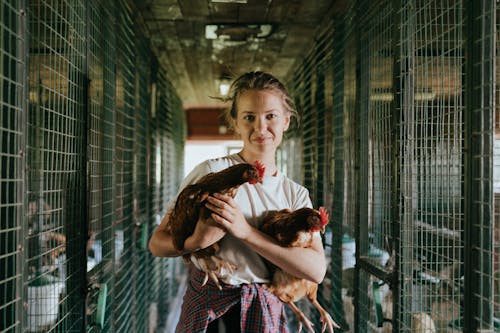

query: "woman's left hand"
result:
(205, 193), (253, 240)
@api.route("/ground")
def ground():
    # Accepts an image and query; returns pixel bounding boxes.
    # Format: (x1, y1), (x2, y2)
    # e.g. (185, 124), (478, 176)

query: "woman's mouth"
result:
(253, 137), (270, 143)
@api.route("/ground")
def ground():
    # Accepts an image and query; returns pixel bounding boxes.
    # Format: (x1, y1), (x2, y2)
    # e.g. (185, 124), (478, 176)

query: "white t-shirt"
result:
(170, 153), (312, 285)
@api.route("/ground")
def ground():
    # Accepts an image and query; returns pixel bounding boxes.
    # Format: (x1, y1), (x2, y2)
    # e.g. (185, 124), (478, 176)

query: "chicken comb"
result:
(253, 160), (266, 178)
(319, 207), (329, 227)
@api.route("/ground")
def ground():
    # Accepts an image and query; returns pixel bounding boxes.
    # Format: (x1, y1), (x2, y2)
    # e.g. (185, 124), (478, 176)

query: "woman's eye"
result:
(243, 115), (255, 121)
(267, 114), (277, 120)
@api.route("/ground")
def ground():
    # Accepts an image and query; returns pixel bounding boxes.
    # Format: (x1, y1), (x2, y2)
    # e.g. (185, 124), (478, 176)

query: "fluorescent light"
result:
(369, 91), (436, 102)
(205, 25), (218, 39)
(219, 82), (230, 96)
(414, 92), (436, 100)
(370, 93), (393, 101)
(212, 0), (248, 3)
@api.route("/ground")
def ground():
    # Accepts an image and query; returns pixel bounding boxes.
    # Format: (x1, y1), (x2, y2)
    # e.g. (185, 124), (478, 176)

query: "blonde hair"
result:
(223, 71), (299, 129)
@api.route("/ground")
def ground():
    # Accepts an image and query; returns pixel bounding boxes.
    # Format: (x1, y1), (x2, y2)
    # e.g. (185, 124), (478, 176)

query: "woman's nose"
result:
(254, 117), (267, 132)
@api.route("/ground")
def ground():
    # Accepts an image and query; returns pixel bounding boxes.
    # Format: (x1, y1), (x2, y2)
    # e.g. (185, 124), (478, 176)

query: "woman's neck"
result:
(237, 150), (277, 176)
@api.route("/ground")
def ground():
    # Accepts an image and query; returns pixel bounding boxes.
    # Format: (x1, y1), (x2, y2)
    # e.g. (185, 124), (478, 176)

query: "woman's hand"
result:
(205, 193), (253, 240)
(184, 210), (227, 251)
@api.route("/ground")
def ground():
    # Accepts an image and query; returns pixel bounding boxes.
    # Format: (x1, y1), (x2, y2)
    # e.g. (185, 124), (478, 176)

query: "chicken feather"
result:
(260, 207), (340, 333)
(167, 161), (265, 289)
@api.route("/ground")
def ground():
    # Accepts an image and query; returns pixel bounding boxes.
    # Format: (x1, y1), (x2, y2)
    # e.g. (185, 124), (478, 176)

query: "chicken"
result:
(260, 207), (340, 333)
(167, 161), (265, 289)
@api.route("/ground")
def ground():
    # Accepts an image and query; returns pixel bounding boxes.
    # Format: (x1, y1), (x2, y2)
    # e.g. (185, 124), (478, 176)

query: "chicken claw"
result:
(287, 302), (315, 333)
(320, 312), (338, 333)
(310, 298), (340, 333)
(195, 255), (236, 290)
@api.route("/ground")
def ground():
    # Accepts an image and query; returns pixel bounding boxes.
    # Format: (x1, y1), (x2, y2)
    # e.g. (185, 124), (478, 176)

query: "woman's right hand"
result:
(184, 208), (227, 252)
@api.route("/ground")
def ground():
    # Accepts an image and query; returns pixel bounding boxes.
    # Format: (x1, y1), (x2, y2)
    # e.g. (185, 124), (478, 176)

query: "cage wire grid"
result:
(26, 0), (88, 332)
(397, 0), (464, 331)
(285, 41), (321, 331)
(357, 0), (394, 331)
(289, 16), (340, 329)
(0, 0), (185, 331)
(86, 1), (116, 331)
(111, 2), (136, 332)
(3, 0), (500, 332)
(472, 0), (498, 331)
(494, 0), (500, 328)
(131, 34), (151, 333)
(1, 0), (25, 331)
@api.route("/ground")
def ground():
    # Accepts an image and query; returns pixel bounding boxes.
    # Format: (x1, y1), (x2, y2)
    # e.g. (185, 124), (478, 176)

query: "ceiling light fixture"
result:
(211, 0), (248, 3)
(205, 24), (273, 41)
(219, 78), (231, 96)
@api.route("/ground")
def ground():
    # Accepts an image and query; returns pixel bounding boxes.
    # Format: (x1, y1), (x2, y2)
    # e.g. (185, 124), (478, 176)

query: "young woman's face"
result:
(233, 89), (290, 155)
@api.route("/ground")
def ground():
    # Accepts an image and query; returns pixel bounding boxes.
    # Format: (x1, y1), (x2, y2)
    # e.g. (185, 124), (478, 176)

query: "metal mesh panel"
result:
(152, 70), (175, 332)
(86, 1), (116, 332)
(291, 57), (317, 205)
(494, 1), (500, 330)
(148, 74), (163, 332)
(494, 11), (500, 331)
(470, 0), (497, 331)
(398, 0), (464, 331)
(341, 6), (358, 244)
(131, 34), (151, 333)
(169, 81), (186, 189)
(112, 1), (136, 331)
(1, 1), (25, 331)
(285, 16), (345, 331)
(0, 0), (185, 331)
(278, 136), (302, 182)
(356, 1), (394, 331)
(27, 1), (87, 331)
(331, 7), (357, 331)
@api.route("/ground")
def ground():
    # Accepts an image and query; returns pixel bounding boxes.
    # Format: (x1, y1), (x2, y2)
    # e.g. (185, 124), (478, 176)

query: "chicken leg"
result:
(193, 253), (236, 290)
(287, 301), (315, 333)
(308, 297), (340, 333)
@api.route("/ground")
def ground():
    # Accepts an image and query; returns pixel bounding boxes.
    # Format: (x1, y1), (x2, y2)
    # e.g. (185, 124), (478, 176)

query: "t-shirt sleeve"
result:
(292, 186), (313, 210)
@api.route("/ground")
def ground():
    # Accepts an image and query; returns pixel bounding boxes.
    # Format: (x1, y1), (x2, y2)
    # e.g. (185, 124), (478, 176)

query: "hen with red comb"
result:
(260, 206), (340, 333)
(167, 162), (264, 289)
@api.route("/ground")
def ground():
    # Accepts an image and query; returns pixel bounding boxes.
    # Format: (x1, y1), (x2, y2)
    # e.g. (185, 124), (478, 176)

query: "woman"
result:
(149, 71), (327, 332)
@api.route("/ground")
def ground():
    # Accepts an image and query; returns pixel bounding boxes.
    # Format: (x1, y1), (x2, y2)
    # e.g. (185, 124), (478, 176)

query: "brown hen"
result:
(168, 161), (265, 289)
(260, 207), (340, 333)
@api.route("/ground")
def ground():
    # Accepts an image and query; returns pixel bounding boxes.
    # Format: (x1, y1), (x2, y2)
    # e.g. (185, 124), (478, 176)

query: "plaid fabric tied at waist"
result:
(176, 266), (289, 333)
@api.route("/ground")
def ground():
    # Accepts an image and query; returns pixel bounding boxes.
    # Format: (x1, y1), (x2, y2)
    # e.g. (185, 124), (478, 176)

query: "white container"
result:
(27, 281), (64, 332)
(342, 234), (356, 270)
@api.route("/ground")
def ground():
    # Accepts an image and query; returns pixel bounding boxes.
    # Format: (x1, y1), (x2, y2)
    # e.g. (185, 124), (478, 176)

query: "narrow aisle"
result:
(164, 274), (187, 333)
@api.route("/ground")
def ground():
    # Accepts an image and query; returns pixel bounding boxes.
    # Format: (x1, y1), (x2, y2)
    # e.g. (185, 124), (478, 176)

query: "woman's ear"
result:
(283, 114), (291, 131)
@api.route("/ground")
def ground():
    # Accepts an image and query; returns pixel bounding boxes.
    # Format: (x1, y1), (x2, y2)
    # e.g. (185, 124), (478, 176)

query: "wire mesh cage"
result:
(356, 1), (395, 331)
(27, 0), (87, 331)
(86, 2), (117, 332)
(4, 0), (500, 332)
(1, 1), (26, 331)
(0, 0), (186, 331)
(284, 11), (344, 332)
(283, 1), (498, 332)
(397, 0), (464, 331)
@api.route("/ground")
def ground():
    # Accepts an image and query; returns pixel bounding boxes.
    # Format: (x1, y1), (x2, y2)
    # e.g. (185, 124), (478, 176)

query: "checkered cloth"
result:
(176, 266), (289, 332)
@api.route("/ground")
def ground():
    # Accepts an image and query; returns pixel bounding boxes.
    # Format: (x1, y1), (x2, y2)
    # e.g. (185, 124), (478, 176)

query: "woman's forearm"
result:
(149, 215), (227, 257)
(242, 228), (327, 284)
(148, 228), (182, 257)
